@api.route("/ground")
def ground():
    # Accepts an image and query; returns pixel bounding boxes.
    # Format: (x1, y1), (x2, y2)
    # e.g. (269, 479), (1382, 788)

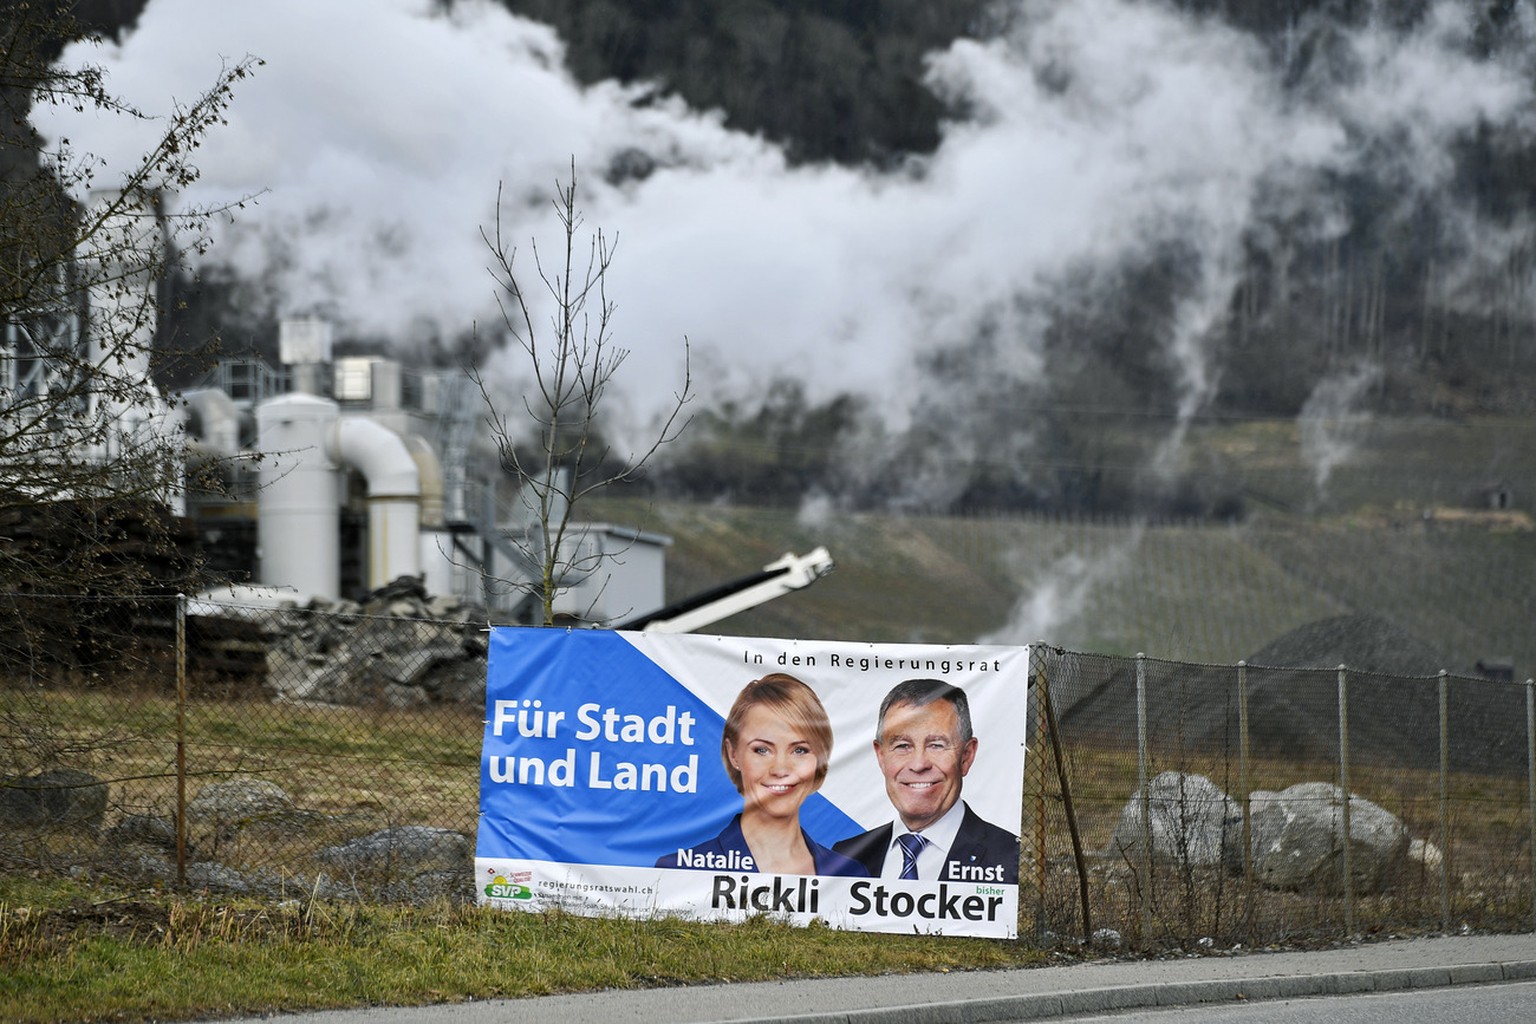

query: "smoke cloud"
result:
(33, 0), (1536, 641)
(36, 0), (1534, 436)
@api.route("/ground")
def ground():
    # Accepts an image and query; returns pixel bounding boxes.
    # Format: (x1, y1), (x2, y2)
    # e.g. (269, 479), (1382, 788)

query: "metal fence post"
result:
(1238, 661), (1252, 890)
(1137, 652), (1151, 946)
(1033, 659), (1048, 942)
(1527, 678), (1536, 934)
(175, 592), (188, 887)
(1040, 663), (1092, 943)
(1337, 664), (1353, 936)
(1438, 669), (1450, 933)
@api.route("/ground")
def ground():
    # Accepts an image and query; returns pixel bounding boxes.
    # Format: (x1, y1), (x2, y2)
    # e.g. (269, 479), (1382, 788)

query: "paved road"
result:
(223, 933), (1536, 1024)
(1046, 979), (1536, 1023)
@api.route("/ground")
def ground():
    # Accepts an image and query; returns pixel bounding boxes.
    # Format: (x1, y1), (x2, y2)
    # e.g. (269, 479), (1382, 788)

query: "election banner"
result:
(475, 630), (1029, 938)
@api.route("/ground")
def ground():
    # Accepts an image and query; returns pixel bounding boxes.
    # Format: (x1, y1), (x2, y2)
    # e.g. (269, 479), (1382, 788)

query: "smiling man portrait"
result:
(833, 678), (1019, 885)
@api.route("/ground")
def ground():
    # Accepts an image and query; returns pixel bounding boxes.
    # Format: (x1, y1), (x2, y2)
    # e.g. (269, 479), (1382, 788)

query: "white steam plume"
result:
(32, 0), (1536, 453)
(980, 531), (1143, 647)
(1298, 362), (1383, 501)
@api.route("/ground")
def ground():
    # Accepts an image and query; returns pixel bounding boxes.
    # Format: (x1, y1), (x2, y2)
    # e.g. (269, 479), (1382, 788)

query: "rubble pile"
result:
(196, 576), (492, 706)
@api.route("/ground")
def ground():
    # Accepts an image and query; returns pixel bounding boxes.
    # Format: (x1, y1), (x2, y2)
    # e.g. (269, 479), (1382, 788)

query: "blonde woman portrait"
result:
(657, 673), (867, 877)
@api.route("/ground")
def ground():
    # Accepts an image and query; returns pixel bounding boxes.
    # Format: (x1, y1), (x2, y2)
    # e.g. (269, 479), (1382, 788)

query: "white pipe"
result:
(405, 434), (445, 529)
(327, 415), (421, 591)
(634, 547), (835, 634)
(405, 435), (455, 599)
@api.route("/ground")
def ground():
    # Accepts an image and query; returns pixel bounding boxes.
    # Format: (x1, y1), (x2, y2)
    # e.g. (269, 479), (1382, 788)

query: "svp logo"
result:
(484, 872), (533, 901)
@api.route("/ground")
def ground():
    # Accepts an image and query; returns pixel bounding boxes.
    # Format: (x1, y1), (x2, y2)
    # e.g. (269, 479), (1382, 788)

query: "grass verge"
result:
(0, 876), (1047, 1023)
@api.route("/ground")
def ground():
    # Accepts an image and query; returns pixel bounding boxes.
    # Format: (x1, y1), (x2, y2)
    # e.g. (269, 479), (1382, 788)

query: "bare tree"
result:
(0, 3), (262, 718)
(470, 162), (691, 625)
(0, 7), (265, 868)
(0, 2), (261, 599)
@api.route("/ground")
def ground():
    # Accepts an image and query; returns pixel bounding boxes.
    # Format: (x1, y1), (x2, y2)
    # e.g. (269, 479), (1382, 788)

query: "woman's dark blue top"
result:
(656, 814), (868, 877)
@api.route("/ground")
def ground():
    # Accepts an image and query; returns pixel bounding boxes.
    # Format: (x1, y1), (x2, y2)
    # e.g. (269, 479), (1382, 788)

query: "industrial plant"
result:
(4, 191), (830, 632)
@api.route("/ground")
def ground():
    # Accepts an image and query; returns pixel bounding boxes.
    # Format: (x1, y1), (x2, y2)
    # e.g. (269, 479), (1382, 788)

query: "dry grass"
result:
(8, 676), (1533, 943)
(2, 688), (483, 879)
(0, 678), (1529, 1021)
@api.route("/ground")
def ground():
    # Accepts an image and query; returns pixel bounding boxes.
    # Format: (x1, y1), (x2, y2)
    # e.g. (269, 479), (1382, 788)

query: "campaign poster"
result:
(475, 630), (1029, 939)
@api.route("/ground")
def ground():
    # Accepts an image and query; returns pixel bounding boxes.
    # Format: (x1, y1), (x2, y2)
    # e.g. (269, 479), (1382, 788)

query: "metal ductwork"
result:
(403, 434), (458, 600)
(326, 414), (422, 592)
(255, 392), (425, 600)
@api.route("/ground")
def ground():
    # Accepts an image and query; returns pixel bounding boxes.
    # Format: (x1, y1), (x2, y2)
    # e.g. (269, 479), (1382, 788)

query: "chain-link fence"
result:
(0, 590), (486, 902)
(3, 592), (1533, 947)
(1028, 648), (1536, 948)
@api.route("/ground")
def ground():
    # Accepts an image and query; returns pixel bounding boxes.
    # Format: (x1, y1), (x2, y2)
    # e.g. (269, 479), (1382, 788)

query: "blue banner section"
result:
(478, 629), (860, 868)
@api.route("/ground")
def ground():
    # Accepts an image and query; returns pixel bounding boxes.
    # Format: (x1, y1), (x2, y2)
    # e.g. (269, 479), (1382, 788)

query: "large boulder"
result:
(1232, 781), (1409, 893)
(1106, 771), (1243, 866)
(104, 813), (180, 853)
(0, 768), (108, 830)
(318, 825), (470, 877)
(186, 778), (295, 829)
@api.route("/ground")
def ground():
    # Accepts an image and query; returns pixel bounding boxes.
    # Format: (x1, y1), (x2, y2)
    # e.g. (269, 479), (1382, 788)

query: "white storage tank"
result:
(256, 392), (341, 599)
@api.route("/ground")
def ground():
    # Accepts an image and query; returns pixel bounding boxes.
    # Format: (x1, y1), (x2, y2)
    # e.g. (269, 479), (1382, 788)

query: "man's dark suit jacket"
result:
(832, 802), (1019, 885)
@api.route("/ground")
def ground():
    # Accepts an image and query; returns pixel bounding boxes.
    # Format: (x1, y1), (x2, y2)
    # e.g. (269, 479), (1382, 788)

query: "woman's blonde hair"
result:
(720, 673), (833, 794)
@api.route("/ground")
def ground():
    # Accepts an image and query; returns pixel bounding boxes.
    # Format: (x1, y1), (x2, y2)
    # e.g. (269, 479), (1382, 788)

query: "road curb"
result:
(726, 960), (1536, 1024)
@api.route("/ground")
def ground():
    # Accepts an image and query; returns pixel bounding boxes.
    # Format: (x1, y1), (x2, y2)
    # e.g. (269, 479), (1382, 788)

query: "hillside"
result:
(590, 415), (1536, 679)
